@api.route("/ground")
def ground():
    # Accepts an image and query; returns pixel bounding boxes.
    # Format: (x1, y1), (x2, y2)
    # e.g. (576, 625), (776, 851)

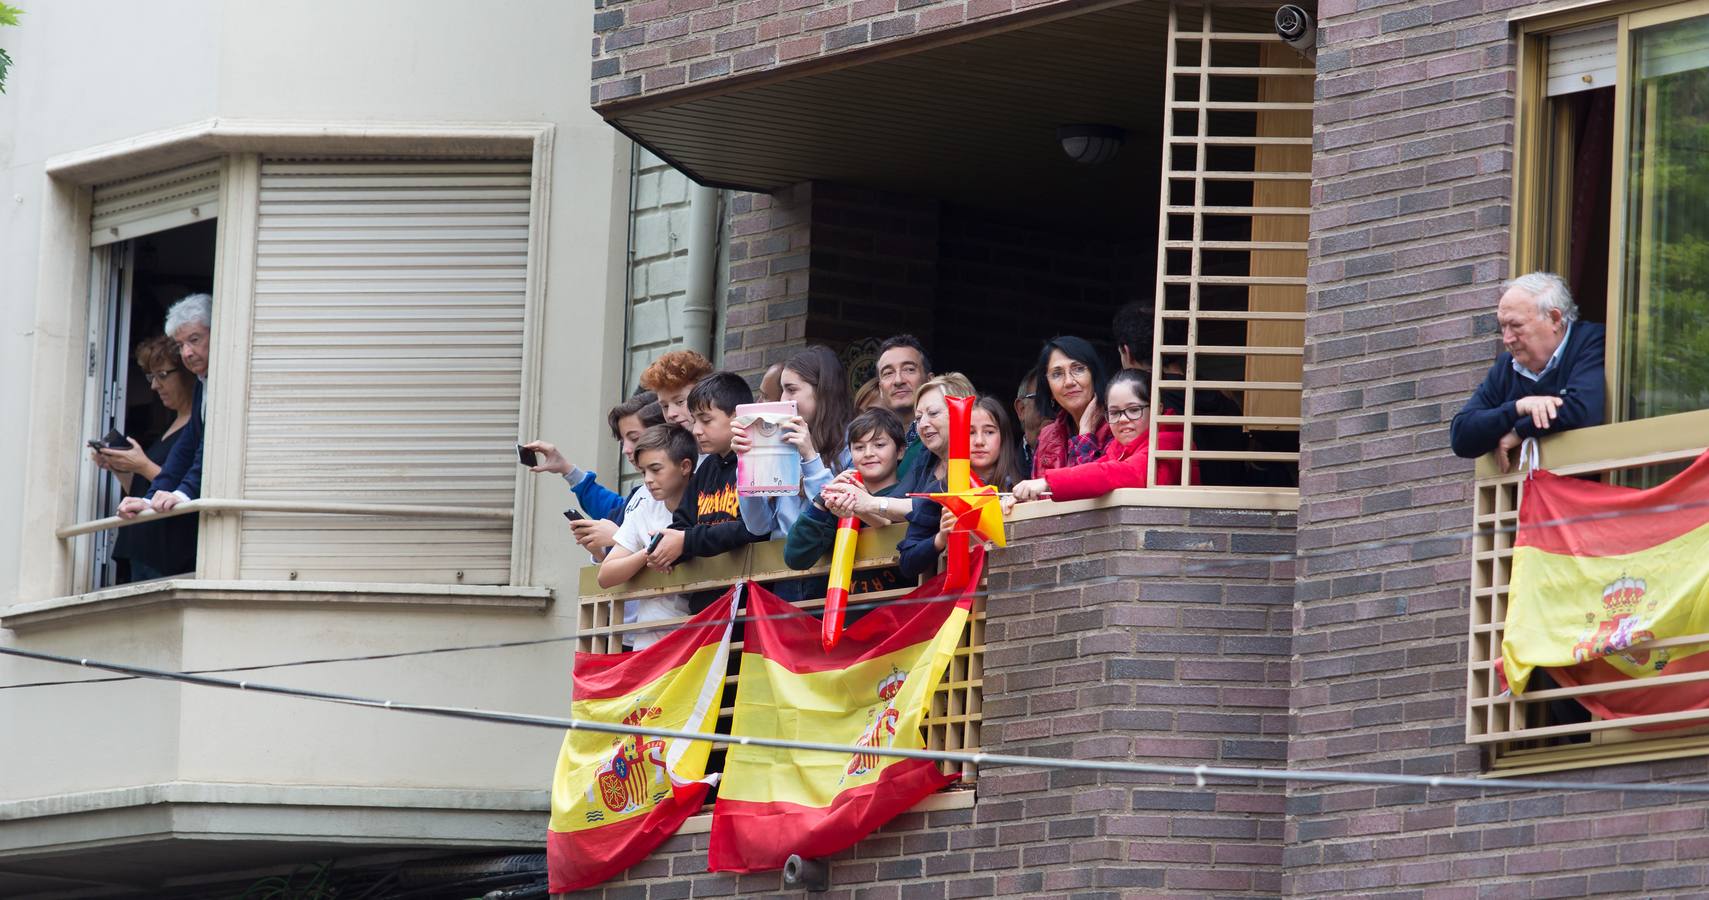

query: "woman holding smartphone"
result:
(90, 335), (200, 582)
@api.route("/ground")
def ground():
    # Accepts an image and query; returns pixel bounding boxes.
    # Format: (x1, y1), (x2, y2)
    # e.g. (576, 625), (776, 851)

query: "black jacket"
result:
(670, 450), (766, 560)
(1449, 322), (1606, 459)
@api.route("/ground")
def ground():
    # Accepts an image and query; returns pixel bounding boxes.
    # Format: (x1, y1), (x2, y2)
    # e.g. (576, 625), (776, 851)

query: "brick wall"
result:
(936, 203), (1148, 393)
(807, 182), (939, 386)
(626, 148), (701, 392)
(589, 0), (1089, 108)
(722, 184), (813, 378)
(981, 503), (1296, 896)
(1294, 0), (1709, 895)
(562, 503), (1296, 898)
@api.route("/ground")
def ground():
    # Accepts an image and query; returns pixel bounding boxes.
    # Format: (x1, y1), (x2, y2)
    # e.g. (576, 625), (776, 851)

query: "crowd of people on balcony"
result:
(531, 316), (1202, 640)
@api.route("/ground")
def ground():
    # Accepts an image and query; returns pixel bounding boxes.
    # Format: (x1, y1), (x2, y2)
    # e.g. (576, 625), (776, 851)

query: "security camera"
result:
(1274, 5), (1316, 62)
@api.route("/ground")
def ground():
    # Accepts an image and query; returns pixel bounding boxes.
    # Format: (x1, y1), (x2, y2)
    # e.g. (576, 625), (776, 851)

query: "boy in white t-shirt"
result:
(596, 424), (698, 649)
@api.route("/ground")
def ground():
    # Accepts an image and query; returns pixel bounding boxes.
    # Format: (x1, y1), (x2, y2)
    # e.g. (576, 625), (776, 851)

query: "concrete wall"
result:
(0, 0), (631, 884)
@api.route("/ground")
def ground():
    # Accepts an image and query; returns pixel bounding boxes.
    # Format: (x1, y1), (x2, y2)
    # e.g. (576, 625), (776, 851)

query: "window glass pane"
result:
(1620, 13), (1709, 420)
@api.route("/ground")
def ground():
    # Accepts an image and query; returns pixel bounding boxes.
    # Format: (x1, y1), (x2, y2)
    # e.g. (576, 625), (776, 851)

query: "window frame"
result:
(16, 122), (558, 608)
(1512, 0), (1709, 425)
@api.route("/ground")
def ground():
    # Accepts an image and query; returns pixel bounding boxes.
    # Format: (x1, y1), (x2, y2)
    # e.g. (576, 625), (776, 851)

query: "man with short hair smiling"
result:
(876, 334), (933, 482)
(118, 293), (212, 519)
(1450, 272), (1606, 473)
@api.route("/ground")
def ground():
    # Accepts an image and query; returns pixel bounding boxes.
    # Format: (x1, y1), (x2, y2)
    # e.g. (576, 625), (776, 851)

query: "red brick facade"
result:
(590, 0), (1097, 106)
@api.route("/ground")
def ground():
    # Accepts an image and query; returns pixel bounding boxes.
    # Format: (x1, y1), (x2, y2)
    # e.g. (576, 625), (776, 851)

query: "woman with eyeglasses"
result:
(1029, 336), (1112, 478)
(1011, 369), (1197, 502)
(90, 334), (200, 581)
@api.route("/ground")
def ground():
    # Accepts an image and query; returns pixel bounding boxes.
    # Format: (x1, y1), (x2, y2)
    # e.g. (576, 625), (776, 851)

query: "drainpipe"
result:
(679, 184), (720, 359)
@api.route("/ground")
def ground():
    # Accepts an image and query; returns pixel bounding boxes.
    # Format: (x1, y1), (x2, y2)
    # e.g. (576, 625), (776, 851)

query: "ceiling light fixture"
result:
(1057, 124), (1125, 165)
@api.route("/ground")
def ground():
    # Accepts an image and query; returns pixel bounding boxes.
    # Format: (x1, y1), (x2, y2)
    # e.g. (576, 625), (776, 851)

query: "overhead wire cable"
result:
(5, 642), (1709, 798)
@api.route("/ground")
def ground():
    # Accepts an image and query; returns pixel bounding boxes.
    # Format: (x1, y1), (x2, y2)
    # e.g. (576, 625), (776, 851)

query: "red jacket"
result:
(1032, 413), (1112, 479)
(1043, 427), (1197, 500)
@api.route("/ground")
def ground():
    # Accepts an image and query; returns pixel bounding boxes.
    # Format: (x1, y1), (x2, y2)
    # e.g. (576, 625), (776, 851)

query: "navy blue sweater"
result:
(1449, 321), (1606, 459)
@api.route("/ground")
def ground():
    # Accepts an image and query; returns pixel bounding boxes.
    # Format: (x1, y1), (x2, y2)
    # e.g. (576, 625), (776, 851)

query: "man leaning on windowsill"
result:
(1449, 272), (1605, 474)
(117, 293), (211, 519)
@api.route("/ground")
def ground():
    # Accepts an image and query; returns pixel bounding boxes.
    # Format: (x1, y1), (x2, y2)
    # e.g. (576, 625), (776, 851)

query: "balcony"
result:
(1468, 408), (1709, 775)
(573, 487), (1297, 894)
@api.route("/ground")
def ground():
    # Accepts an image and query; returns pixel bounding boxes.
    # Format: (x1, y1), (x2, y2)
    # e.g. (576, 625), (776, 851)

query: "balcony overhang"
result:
(598, 0), (1203, 217)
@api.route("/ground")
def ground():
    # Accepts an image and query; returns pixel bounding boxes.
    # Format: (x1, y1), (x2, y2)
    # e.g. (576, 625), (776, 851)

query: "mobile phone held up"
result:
(517, 443), (538, 467)
(562, 508), (586, 521)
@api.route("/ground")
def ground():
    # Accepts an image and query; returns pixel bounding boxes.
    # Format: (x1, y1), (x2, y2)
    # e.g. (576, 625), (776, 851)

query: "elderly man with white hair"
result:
(118, 293), (212, 519)
(1450, 272), (1605, 472)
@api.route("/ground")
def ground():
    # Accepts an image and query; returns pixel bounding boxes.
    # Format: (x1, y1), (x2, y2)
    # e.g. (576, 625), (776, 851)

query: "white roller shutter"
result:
(1548, 22), (1617, 96)
(241, 159), (531, 584)
(91, 159), (222, 246)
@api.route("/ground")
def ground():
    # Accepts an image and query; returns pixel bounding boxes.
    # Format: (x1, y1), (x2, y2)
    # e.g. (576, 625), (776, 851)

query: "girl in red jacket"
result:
(1010, 369), (1197, 502)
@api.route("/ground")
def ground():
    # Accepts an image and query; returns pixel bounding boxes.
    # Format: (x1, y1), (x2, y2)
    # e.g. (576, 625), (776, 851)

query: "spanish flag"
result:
(707, 554), (982, 872)
(1504, 452), (1709, 723)
(547, 587), (735, 893)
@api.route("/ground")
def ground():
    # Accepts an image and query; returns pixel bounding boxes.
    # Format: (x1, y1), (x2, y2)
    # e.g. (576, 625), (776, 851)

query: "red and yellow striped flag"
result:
(707, 553), (982, 872)
(547, 588), (735, 893)
(1504, 454), (1709, 723)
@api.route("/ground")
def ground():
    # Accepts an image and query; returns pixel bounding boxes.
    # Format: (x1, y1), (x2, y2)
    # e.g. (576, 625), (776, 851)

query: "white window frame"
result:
(15, 121), (556, 607)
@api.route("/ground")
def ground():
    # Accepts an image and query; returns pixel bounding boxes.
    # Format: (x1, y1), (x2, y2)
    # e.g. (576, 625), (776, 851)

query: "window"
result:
(81, 161), (222, 589)
(1618, 11), (1709, 420)
(68, 153), (540, 592)
(1516, 0), (1709, 422)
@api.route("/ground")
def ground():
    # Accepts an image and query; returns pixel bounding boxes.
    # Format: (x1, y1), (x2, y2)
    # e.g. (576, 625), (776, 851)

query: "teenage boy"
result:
(651, 372), (767, 606)
(524, 391), (659, 519)
(640, 349), (715, 430)
(596, 425), (698, 649)
(875, 334), (933, 483)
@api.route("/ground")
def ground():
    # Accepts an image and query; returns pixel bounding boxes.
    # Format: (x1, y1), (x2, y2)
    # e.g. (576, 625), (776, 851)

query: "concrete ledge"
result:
(0, 782), (549, 895)
(1, 580), (554, 630)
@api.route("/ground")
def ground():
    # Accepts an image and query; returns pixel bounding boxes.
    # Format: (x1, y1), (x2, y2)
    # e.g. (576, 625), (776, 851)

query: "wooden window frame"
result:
(1148, 2), (1312, 489)
(1511, 0), (1709, 425)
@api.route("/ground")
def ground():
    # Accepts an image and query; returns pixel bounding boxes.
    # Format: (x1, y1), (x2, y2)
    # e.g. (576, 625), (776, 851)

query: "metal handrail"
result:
(56, 497), (514, 540)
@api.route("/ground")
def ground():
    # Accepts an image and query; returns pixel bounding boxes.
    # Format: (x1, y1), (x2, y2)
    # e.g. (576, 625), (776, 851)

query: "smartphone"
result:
(646, 532), (665, 553)
(88, 429), (127, 451)
(563, 508), (586, 521)
(517, 443), (538, 467)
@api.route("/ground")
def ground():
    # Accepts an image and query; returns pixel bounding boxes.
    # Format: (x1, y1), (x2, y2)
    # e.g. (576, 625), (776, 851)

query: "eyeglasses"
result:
(1046, 362), (1090, 384)
(1017, 392), (1037, 402)
(1107, 404), (1149, 422)
(144, 368), (180, 386)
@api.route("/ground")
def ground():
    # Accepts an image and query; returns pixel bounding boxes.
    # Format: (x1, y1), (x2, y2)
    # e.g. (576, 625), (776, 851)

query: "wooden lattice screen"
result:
(1150, 3), (1313, 487)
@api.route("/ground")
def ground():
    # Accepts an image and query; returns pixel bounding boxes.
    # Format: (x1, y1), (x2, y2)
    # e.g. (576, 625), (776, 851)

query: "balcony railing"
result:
(1468, 408), (1709, 775)
(576, 523), (985, 784)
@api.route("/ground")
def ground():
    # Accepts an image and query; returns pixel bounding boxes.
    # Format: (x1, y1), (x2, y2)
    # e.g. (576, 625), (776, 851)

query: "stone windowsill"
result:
(1, 579), (554, 629)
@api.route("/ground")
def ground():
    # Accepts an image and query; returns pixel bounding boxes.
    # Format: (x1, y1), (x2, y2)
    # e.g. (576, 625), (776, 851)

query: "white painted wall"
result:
(0, 0), (632, 880)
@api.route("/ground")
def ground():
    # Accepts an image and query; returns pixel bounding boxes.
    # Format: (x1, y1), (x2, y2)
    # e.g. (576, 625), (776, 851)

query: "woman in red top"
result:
(1030, 336), (1112, 478)
(1011, 369), (1197, 502)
